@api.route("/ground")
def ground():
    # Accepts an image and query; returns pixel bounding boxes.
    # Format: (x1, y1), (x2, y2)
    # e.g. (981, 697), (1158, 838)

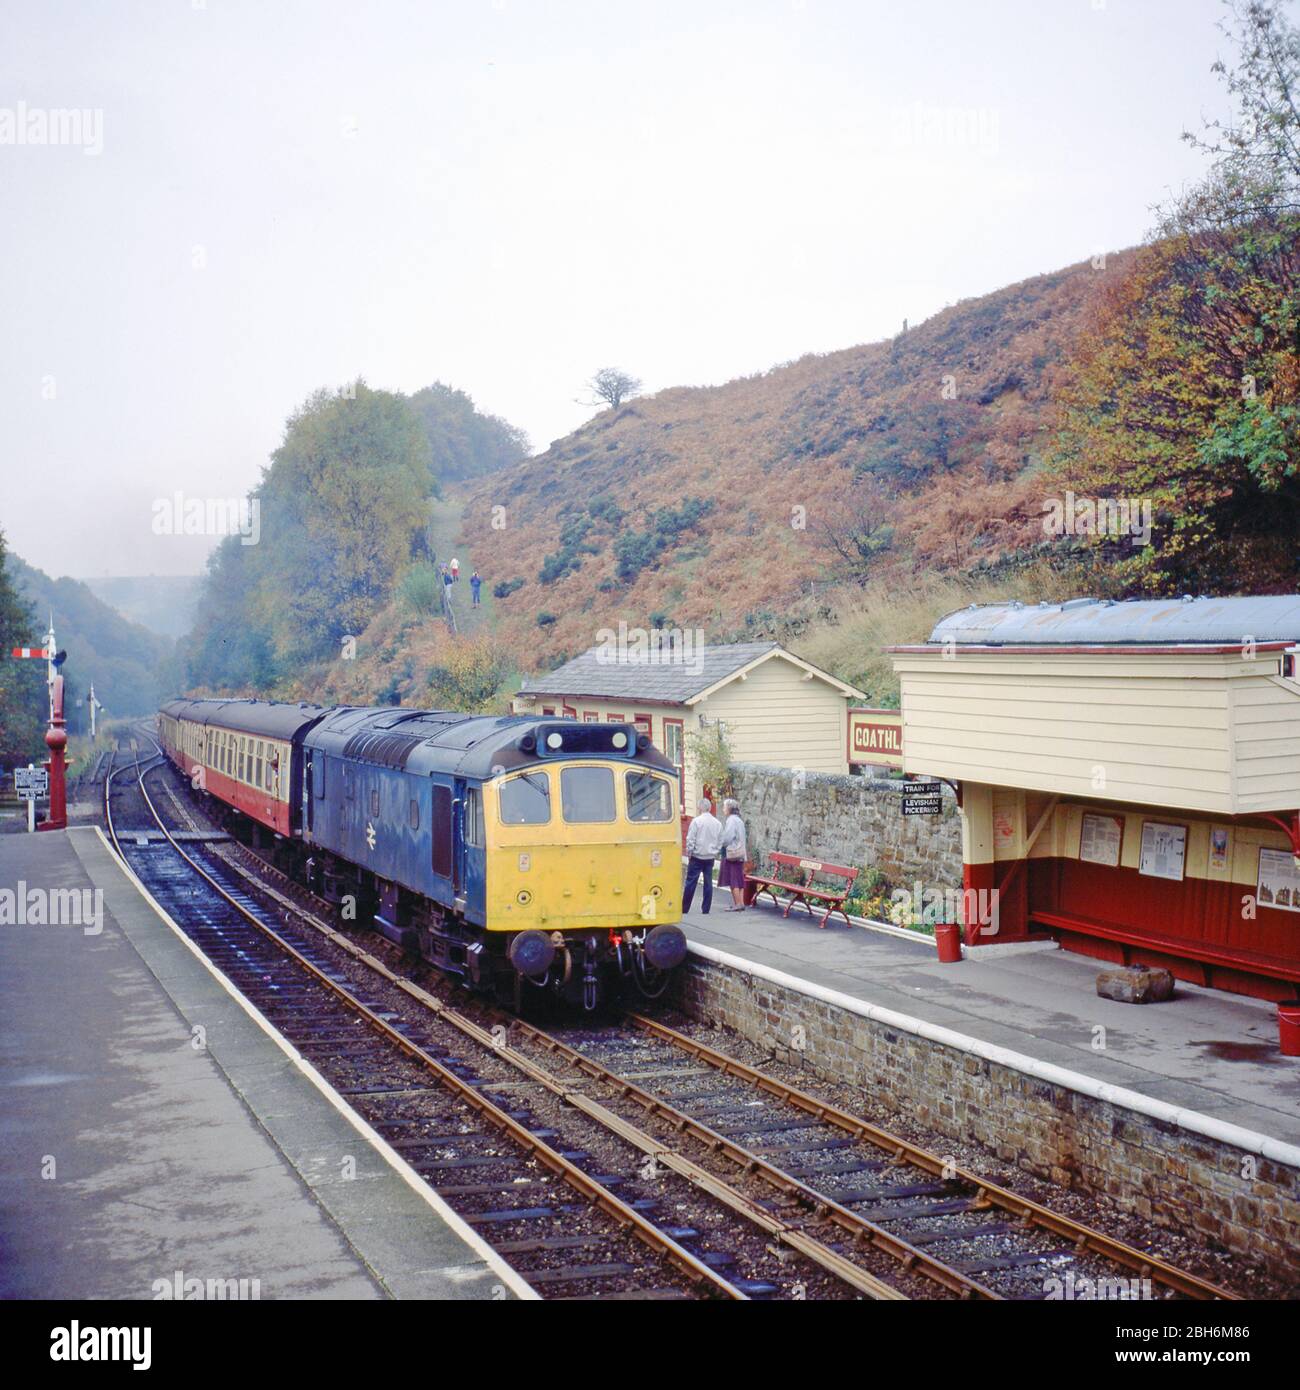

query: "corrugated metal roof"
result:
(928, 595), (1300, 646)
(517, 641), (781, 703)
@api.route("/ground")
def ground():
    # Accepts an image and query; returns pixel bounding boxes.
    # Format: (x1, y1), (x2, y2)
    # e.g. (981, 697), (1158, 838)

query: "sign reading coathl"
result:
(847, 708), (903, 769)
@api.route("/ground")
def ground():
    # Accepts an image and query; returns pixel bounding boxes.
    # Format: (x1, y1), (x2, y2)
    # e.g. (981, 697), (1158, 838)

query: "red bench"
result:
(746, 852), (859, 929)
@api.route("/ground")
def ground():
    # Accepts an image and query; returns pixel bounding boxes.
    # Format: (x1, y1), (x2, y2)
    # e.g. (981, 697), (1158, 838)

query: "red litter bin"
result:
(935, 920), (963, 964)
(1278, 1000), (1300, 1057)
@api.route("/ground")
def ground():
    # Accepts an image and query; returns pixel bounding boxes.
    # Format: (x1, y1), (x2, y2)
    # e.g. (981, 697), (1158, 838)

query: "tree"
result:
(584, 367), (641, 411)
(0, 531), (47, 766)
(817, 474), (897, 586)
(184, 381), (437, 689)
(407, 381), (529, 484)
(1048, 0), (1300, 592)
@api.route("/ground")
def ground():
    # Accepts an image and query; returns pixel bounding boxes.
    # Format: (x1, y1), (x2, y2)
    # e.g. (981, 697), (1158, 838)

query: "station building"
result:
(889, 596), (1300, 1002)
(513, 639), (865, 816)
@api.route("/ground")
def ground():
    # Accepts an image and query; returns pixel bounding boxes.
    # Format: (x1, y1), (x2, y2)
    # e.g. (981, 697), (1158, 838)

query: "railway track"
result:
(111, 736), (1239, 1304)
(106, 739), (923, 1300)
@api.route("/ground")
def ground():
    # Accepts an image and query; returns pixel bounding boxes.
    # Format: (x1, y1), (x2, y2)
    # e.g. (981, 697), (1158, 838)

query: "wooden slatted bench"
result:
(746, 852), (859, 929)
(1029, 909), (1300, 987)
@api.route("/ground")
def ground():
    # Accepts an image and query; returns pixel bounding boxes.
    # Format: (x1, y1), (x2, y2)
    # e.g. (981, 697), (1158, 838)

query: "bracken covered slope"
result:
(459, 254), (1127, 662)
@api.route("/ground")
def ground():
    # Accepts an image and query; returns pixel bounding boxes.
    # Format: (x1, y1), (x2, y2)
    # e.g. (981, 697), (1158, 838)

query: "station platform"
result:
(680, 895), (1300, 1155)
(0, 827), (532, 1301)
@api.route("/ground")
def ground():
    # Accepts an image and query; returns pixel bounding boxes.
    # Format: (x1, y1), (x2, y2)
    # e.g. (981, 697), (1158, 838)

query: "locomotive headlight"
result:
(517, 889), (533, 905)
(649, 885), (662, 897)
(546, 732), (563, 750)
(611, 731), (628, 749)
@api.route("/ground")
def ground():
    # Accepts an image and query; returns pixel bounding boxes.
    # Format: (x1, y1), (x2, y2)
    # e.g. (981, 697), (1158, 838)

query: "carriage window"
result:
(498, 772), (551, 825)
(626, 771), (673, 822)
(370, 788), (380, 817)
(255, 742), (264, 789)
(562, 766), (615, 823)
(465, 787), (484, 846)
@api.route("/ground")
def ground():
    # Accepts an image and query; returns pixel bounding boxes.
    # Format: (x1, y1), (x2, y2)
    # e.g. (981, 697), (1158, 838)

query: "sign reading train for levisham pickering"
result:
(847, 708), (903, 769)
(901, 783), (942, 816)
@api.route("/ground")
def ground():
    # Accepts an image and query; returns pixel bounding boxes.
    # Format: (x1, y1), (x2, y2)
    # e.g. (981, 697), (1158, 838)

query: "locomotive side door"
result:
(452, 777), (467, 907)
(305, 750), (315, 834)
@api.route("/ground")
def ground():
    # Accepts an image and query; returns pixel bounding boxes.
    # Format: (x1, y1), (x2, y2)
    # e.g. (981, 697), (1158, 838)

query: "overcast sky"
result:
(2, 0), (1234, 579)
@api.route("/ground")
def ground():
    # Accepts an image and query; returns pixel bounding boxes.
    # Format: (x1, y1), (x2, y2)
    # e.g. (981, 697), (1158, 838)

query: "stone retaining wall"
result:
(674, 953), (1300, 1276)
(729, 763), (962, 888)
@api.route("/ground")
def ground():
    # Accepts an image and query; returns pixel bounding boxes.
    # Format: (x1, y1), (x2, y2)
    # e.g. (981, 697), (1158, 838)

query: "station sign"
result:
(14, 766), (48, 800)
(847, 707), (903, 769)
(901, 781), (942, 816)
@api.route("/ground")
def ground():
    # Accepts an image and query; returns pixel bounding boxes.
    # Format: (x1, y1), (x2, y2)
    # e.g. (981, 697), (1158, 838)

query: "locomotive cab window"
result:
(561, 766), (615, 823)
(465, 787), (484, 846)
(626, 771), (673, 822)
(498, 771), (551, 824)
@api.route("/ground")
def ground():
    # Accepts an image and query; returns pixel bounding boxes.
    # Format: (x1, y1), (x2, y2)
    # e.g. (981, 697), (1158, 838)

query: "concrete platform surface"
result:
(0, 828), (531, 1300)
(681, 896), (1300, 1149)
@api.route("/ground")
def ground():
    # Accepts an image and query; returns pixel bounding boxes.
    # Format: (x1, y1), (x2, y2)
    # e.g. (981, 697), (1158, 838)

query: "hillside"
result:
(458, 255), (1126, 662)
(81, 574), (203, 641)
(12, 557), (179, 723)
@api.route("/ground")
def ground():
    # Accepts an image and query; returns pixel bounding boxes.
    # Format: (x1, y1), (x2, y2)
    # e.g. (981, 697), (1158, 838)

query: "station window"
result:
(561, 766), (616, 823)
(625, 771), (673, 822)
(465, 787), (484, 846)
(498, 771), (551, 825)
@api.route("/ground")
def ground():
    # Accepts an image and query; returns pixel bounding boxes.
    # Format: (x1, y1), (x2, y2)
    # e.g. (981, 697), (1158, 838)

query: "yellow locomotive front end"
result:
(482, 727), (687, 1009)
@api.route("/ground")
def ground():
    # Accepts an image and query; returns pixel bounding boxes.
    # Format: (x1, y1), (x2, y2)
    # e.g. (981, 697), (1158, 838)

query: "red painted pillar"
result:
(38, 673), (67, 831)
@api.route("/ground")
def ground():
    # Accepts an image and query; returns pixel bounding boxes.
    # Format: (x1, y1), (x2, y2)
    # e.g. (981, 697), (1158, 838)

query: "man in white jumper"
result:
(682, 798), (723, 914)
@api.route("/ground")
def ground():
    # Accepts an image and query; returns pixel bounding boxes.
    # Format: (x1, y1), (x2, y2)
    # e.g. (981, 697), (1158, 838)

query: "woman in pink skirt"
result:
(718, 798), (748, 911)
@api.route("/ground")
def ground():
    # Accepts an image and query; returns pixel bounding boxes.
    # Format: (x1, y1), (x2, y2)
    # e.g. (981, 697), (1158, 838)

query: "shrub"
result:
(493, 577), (525, 600)
(536, 611), (557, 627)
(400, 562), (443, 614)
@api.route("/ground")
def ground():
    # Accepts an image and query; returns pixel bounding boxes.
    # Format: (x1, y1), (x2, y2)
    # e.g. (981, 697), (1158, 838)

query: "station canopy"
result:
(928, 595), (1300, 648)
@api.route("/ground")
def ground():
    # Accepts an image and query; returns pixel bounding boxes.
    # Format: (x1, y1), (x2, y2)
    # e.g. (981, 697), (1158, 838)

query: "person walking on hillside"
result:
(470, 570), (482, 606)
(450, 557), (460, 581)
(682, 798), (722, 915)
(718, 798), (748, 911)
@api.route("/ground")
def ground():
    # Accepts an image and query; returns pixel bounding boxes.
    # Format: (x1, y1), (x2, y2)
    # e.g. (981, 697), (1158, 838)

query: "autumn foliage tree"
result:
(1051, 0), (1300, 592)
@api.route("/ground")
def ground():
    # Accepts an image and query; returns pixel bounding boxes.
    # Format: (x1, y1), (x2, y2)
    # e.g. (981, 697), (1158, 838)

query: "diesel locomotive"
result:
(157, 698), (688, 1008)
